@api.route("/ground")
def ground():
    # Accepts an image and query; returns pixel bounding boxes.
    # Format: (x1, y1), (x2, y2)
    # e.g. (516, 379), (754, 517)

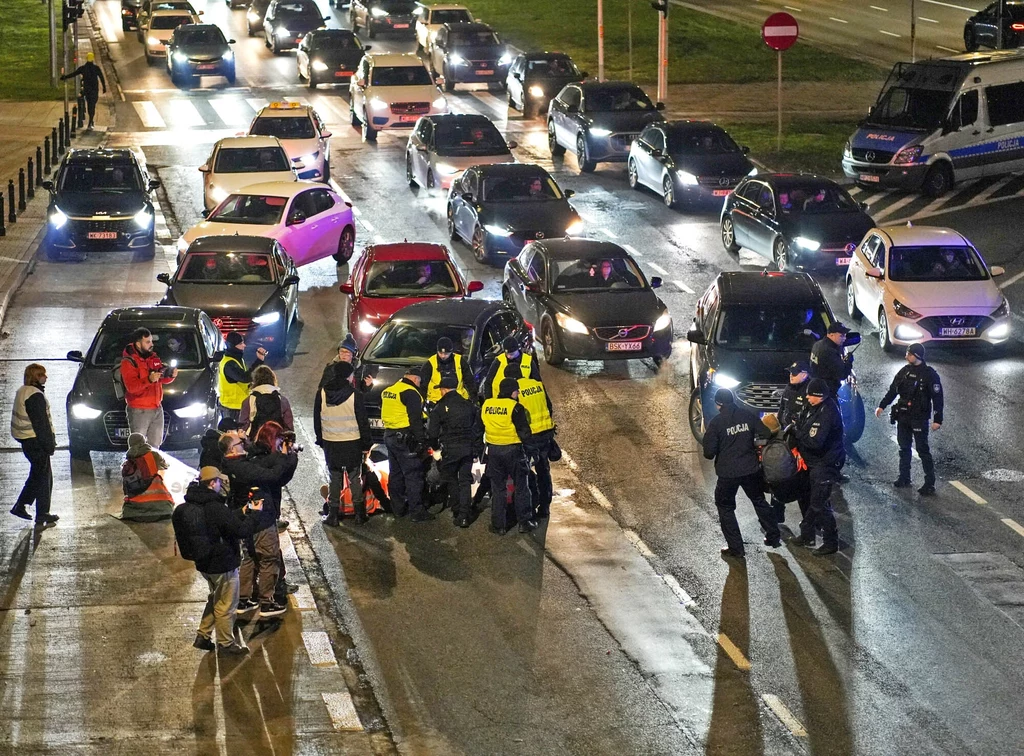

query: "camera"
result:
(281, 430), (303, 453)
(161, 359), (177, 378)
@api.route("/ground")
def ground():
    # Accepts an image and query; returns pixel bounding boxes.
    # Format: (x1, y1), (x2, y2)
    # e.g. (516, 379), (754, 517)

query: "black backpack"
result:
(172, 499), (213, 563)
(761, 437), (798, 485)
(112, 355), (137, 401)
(248, 391), (283, 437)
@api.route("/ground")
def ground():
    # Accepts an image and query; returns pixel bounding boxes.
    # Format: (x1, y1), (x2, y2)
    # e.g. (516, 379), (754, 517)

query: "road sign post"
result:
(761, 12), (799, 152)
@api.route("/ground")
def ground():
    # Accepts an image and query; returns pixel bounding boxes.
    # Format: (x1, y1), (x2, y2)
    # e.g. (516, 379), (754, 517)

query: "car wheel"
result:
(443, 66), (455, 92)
(507, 91), (515, 108)
(878, 308), (894, 352)
(272, 37), (281, 54)
(627, 158), (639, 189)
(350, 100), (361, 126)
(362, 120), (376, 142)
(964, 26), (978, 52)
(772, 237), (789, 271)
(226, 67), (236, 85)
(322, 159), (330, 182)
(721, 214), (739, 253)
(446, 204), (458, 240)
(576, 134), (595, 173)
(426, 169), (436, 189)
(145, 51), (154, 66)
(247, 23), (256, 37)
(542, 320), (565, 367)
(688, 388), (705, 442)
(471, 225), (491, 264)
(406, 152), (417, 186)
(523, 101), (536, 119)
(502, 286), (515, 307)
(307, 74), (317, 90)
(846, 278), (862, 320)
(662, 174), (677, 209)
(70, 442), (91, 463)
(922, 161), (953, 198)
(845, 394), (866, 444)
(548, 121), (565, 156)
(349, 11), (358, 33)
(333, 226), (355, 264)
(122, 22), (131, 32)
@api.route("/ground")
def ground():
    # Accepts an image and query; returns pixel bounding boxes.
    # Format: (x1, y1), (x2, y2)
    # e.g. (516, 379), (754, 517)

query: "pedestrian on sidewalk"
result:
(218, 331), (266, 423)
(481, 378), (535, 534)
(239, 365), (294, 439)
(315, 362), (372, 527)
(61, 52), (107, 129)
(427, 373), (483, 528)
(9, 363), (58, 526)
(120, 328), (177, 448)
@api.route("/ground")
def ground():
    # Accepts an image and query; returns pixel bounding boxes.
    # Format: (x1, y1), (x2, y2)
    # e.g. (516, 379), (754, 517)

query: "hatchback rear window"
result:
(250, 116), (316, 139)
(214, 147), (290, 173)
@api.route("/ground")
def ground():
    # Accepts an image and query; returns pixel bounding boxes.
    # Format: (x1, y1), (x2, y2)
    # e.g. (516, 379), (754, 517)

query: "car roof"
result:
(474, 162), (546, 176)
(444, 21), (494, 32)
(177, 22), (220, 31)
(580, 80), (646, 92)
(103, 306), (202, 327)
(307, 28), (356, 36)
(661, 120), (722, 132)
(151, 8), (194, 15)
(427, 3), (472, 10)
(215, 135), (284, 149)
(365, 242), (455, 262)
(186, 235), (278, 253)
(388, 298), (507, 326)
(224, 179), (325, 196)
(758, 173), (839, 190)
(877, 224), (970, 247)
(716, 271), (826, 306)
(531, 238), (629, 261)
(255, 101), (316, 118)
(365, 52), (425, 67)
(523, 51), (573, 60)
(423, 113), (492, 126)
(65, 148), (137, 163)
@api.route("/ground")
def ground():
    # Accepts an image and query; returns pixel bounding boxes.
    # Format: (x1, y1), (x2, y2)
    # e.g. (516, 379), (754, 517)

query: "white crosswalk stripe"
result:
(246, 97), (270, 113)
(208, 97), (256, 127)
(132, 101), (166, 129)
(167, 99), (206, 128)
(871, 193), (922, 222)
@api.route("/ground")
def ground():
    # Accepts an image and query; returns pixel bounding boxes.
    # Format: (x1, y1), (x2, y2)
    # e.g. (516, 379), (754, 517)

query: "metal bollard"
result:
(0, 193), (5, 236)
(18, 169), (26, 211)
(70, 106), (77, 138)
(64, 114), (71, 146)
(27, 159), (35, 199)
(45, 137), (51, 174)
(57, 121), (64, 155)
(8, 181), (16, 224)
(35, 147), (42, 185)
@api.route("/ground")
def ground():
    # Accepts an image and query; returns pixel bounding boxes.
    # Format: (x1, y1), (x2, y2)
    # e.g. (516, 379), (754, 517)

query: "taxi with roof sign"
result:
(246, 101), (333, 182)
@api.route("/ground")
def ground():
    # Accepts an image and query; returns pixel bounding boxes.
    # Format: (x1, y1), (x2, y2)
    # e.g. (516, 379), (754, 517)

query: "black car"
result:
(685, 271), (865, 443)
(121, 0), (142, 31)
(446, 163), (582, 265)
(628, 121), (755, 209)
(297, 29), (367, 88)
(349, 0), (418, 38)
(41, 148), (160, 262)
(158, 235), (300, 361)
(429, 22), (511, 92)
(720, 174), (875, 273)
(263, 0), (328, 53)
(964, 1), (1024, 50)
(506, 51), (586, 118)
(548, 81), (666, 173)
(65, 307), (223, 460)
(166, 23), (236, 87)
(246, 0), (271, 36)
(360, 298), (532, 437)
(503, 238), (672, 367)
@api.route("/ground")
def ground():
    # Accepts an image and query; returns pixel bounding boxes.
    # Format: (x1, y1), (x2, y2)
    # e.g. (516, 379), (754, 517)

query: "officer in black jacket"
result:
(793, 378), (844, 555)
(810, 322), (853, 397)
(779, 360), (810, 427)
(702, 388), (779, 558)
(875, 343), (943, 496)
(427, 374), (484, 528)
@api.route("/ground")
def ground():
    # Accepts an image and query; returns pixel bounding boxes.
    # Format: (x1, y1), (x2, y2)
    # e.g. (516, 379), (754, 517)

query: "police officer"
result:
(427, 374), (483, 528)
(779, 360), (810, 427)
(875, 343), (943, 496)
(810, 322), (853, 398)
(481, 378), (535, 534)
(481, 336), (541, 400)
(218, 331), (266, 422)
(702, 389), (779, 557)
(380, 365), (432, 522)
(421, 337), (477, 405)
(61, 52), (107, 130)
(506, 364), (556, 519)
(793, 378), (844, 555)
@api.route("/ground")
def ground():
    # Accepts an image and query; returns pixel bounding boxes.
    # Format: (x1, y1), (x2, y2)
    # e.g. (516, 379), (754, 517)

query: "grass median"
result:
(0, 0), (64, 101)
(721, 119), (856, 176)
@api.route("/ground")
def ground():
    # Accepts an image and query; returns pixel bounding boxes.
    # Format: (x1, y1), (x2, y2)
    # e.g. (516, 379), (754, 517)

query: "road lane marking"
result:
(919, 16), (939, 22)
(1003, 518), (1024, 538)
(999, 268), (1024, 289)
(246, 97), (269, 113)
(872, 193), (923, 222)
(880, 29), (902, 37)
(921, 0), (979, 12)
(586, 483), (613, 511)
(560, 449), (580, 472)
(648, 262), (668, 275)
(168, 99), (206, 128)
(361, 219), (375, 232)
(782, 6), (802, 12)
(829, 16), (849, 23)
(662, 573), (697, 608)
(673, 279), (695, 294)
(762, 694), (808, 737)
(302, 631), (339, 667)
(950, 480), (987, 505)
(870, 5), (889, 10)
(717, 633), (751, 671)
(209, 97), (255, 126)
(600, 227), (618, 238)
(322, 692), (363, 730)
(937, 45), (961, 53)
(623, 529), (656, 559)
(132, 101), (166, 129)
(622, 243), (642, 257)
(292, 584), (317, 610)
(374, 234), (385, 243)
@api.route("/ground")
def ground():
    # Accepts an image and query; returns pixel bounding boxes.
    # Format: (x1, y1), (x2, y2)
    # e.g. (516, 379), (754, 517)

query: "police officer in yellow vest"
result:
(481, 378), (535, 534)
(481, 336), (542, 400)
(10, 363), (58, 525)
(421, 337), (477, 405)
(218, 332), (266, 422)
(381, 364), (432, 522)
(505, 364), (556, 520)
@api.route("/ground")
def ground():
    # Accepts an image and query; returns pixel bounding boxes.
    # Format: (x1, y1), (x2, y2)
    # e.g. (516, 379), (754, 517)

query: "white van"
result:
(842, 49), (1024, 197)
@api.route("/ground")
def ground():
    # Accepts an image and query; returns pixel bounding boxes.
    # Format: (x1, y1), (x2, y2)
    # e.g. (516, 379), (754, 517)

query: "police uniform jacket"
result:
(421, 354), (477, 403)
(810, 337), (851, 396)
(381, 377), (425, 441)
(878, 362), (944, 426)
(702, 404), (766, 479)
(481, 353), (542, 399)
(778, 380), (808, 428)
(427, 391), (483, 458)
(794, 398), (845, 469)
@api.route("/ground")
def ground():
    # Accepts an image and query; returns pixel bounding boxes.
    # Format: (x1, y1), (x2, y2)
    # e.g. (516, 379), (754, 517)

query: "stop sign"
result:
(762, 12), (799, 51)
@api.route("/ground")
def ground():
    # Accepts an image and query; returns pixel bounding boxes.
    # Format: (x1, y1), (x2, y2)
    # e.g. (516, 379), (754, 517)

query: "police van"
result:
(842, 50), (1024, 197)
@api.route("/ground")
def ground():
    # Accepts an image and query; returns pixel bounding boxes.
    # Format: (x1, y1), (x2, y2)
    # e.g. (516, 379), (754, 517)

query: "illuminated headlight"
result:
(988, 322), (1011, 340)
(711, 371), (740, 389)
(222, 50), (234, 62)
(654, 312), (671, 332)
(747, 166), (758, 176)
(173, 402), (209, 419)
(434, 162), (459, 175)
(894, 324), (925, 341)
(483, 224), (512, 237)
(49, 207), (68, 229)
(147, 36), (160, 46)
(311, 59), (329, 72)
(556, 312), (589, 335)
(892, 299), (922, 319)
(498, 52), (513, 66)
(173, 51), (188, 63)
(71, 403), (102, 420)
(793, 236), (820, 251)
(247, 10), (259, 21)
(565, 219), (584, 236)
(253, 311), (281, 325)
(676, 170), (698, 185)
(528, 85), (545, 98)
(589, 127), (612, 137)
(371, 7), (388, 17)
(275, 26), (290, 36)
(369, 97), (389, 111)
(358, 319), (376, 335)
(134, 208), (153, 229)
(432, 95), (447, 109)
(209, 185), (228, 204)
(297, 151), (319, 165)
(449, 54), (465, 65)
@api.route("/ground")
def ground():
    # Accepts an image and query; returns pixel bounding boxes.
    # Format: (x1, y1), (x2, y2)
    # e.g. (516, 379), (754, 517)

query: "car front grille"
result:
(736, 383), (785, 411)
(390, 101), (430, 115)
(697, 175), (742, 188)
(916, 315), (992, 337)
(103, 410), (171, 446)
(610, 133), (639, 151)
(209, 315), (253, 336)
(851, 147), (895, 164)
(593, 324), (652, 342)
(469, 60), (497, 70)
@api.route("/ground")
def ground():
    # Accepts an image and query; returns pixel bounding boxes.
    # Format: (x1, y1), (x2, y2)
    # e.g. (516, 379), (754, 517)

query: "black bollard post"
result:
(8, 181), (16, 224)
(70, 106), (77, 138)
(0, 193), (5, 237)
(57, 120), (64, 155)
(64, 115), (71, 147)
(17, 170), (25, 212)
(35, 148), (42, 185)
(27, 159), (35, 199)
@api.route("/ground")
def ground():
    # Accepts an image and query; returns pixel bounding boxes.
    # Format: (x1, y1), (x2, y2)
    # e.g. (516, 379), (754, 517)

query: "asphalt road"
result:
(5, 0), (1024, 752)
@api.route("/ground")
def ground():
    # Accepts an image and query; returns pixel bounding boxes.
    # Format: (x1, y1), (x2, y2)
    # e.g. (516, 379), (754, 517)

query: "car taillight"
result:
(893, 145), (922, 165)
(1012, 22), (1024, 31)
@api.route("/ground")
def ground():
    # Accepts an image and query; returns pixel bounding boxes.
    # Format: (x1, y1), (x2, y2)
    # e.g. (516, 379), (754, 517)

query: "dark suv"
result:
(349, 0), (418, 39)
(430, 22), (511, 91)
(41, 148), (160, 261)
(263, 0), (328, 53)
(964, 1), (1024, 50)
(686, 271), (866, 443)
(65, 307), (223, 460)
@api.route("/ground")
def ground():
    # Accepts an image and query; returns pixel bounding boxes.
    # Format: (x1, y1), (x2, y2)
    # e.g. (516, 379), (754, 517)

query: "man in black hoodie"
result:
(315, 362), (372, 526)
(427, 374), (483, 528)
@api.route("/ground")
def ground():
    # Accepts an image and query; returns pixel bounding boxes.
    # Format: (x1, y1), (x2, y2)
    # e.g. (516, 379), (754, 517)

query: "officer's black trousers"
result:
(897, 421), (934, 486)
(384, 433), (425, 517)
(440, 452), (474, 520)
(525, 433), (553, 516)
(771, 470), (810, 525)
(802, 465), (839, 547)
(484, 445), (532, 530)
(714, 472), (779, 553)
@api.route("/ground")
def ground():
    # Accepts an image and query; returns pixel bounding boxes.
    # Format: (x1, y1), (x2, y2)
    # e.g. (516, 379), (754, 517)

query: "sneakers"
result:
(9, 505), (30, 520)
(259, 601), (287, 618)
(918, 484), (936, 496)
(218, 642), (250, 656)
(237, 599), (259, 615)
(193, 634), (215, 651)
(893, 479), (912, 488)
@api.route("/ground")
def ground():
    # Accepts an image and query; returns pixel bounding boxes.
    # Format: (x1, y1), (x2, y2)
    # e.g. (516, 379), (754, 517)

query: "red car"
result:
(341, 242), (484, 347)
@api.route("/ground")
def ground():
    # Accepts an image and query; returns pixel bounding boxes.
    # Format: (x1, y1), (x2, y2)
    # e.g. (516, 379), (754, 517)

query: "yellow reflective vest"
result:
(218, 355), (249, 410)
(425, 354), (469, 403)
(481, 398), (521, 446)
(490, 353), (533, 397)
(517, 377), (553, 434)
(381, 380), (417, 430)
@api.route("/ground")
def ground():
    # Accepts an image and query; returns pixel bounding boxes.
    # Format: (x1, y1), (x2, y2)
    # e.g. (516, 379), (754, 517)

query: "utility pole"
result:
(597, 0), (605, 81)
(997, 0), (1004, 49)
(48, 0), (57, 87)
(910, 0), (916, 62)
(651, 0), (669, 103)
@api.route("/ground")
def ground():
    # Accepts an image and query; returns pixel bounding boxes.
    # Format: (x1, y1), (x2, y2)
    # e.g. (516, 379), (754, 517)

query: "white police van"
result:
(842, 49), (1024, 197)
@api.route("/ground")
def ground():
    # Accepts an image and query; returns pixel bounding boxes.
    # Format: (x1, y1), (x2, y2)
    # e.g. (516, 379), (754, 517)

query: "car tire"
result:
(69, 442), (91, 463)
(662, 174), (677, 209)
(577, 134), (595, 173)
(307, 74), (317, 89)
(471, 224), (491, 264)
(426, 169), (435, 190)
(688, 388), (705, 442)
(323, 158), (330, 182)
(772, 236), (789, 271)
(123, 22), (132, 32)
(247, 23), (256, 37)
(271, 37), (281, 54)
(922, 161), (953, 198)
(362, 120), (376, 142)
(334, 225), (355, 264)
(846, 278), (862, 320)
(845, 394), (866, 444)
(548, 121), (565, 156)
(507, 91), (516, 109)
(721, 214), (739, 253)
(542, 320), (565, 367)
(368, 23), (376, 39)
(443, 66), (455, 92)
(226, 67), (236, 85)
(964, 26), (978, 52)
(350, 101), (361, 126)
(878, 308), (894, 352)
(406, 152), (417, 186)
(627, 158), (640, 190)
(446, 204), (458, 240)
(523, 101), (536, 119)
(502, 286), (515, 307)
(145, 51), (154, 66)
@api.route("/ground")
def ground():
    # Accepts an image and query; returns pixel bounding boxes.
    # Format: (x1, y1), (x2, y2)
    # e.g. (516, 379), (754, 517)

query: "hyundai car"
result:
(429, 22), (511, 91)
(165, 23), (236, 87)
(247, 101), (332, 181)
(405, 113), (516, 190)
(349, 52), (448, 141)
(199, 135), (296, 211)
(506, 51), (585, 118)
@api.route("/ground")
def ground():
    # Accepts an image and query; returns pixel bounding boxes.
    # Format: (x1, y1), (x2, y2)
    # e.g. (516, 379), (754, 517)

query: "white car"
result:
(349, 52), (448, 142)
(199, 136), (296, 211)
(178, 181), (357, 266)
(414, 3), (473, 53)
(846, 224), (1010, 351)
(143, 9), (200, 65)
(405, 113), (515, 190)
(246, 101), (332, 182)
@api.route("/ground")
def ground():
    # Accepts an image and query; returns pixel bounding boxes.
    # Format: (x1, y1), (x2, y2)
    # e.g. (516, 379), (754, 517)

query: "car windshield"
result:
(313, 33), (359, 49)
(867, 85), (951, 131)
(151, 14), (192, 29)
(91, 329), (203, 368)
(431, 9), (471, 24)
(364, 260), (460, 296)
(176, 26), (224, 44)
(434, 120), (507, 156)
(209, 194), (287, 224)
(214, 147), (290, 173)
(528, 56), (577, 77)
(178, 251), (277, 283)
(450, 29), (499, 46)
(715, 305), (829, 350)
(888, 245), (989, 282)
(60, 161), (142, 193)
(250, 115), (316, 139)
(776, 184), (859, 214)
(667, 127), (740, 155)
(276, 1), (320, 17)
(371, 65), (434, 86)
(585, 87), (655, 112)
(551, 257), (645, 292)
(481, 173), (561, 201)
(365, 322), (475, 363)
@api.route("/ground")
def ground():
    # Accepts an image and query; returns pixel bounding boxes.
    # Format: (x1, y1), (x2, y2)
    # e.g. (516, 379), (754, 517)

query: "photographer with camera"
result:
(381, 365), (432, 522)
(120, 328), (177, 448)
(876, 343), (943, 496)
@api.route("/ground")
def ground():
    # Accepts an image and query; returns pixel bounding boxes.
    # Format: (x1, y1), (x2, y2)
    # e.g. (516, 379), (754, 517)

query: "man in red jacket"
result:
(121, 328), (177, 448)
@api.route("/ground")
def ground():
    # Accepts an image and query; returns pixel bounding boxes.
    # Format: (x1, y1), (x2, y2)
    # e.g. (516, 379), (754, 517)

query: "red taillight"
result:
(1013, 22), (1024, 30)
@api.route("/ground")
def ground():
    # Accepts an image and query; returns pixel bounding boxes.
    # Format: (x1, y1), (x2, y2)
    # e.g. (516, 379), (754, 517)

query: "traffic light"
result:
(62, 0), (84, 30)
(651, 0), (669, 14)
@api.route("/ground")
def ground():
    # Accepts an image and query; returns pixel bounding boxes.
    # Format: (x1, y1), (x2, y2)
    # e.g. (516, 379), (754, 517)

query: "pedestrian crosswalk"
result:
(849, 171), (1024, 225)
(124, 93), (356, 133)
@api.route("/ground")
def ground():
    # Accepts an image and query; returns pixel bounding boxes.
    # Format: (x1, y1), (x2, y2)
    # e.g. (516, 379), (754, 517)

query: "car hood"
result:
(671, 152), (753, 179)
(707, 345), (806, 386)
(452, 45), (505, 60)
(56, 192), (147, 218)
(177, 43), (230, 60)
(781, 211), (875, 248)
(886, 279), (1002, 314)
(584, 111), (665, 132)
(481, 200), (576, 233)
(71, 366), (210, 409)
(850, 127), (922, 153)
(149, 29), (176, 42)
(368, 84), (440, 102)
(555, 290), (664, 327)
(167, 283), (280, 315)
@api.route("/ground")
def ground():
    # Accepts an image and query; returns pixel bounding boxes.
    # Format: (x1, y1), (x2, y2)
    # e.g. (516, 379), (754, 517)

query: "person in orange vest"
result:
(120, 432), (174, 521)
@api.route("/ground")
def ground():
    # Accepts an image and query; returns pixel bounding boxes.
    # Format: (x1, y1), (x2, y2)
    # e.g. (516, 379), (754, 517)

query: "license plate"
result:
(399, 114), (418, 122)
(607, 341), (643, 352)
(712, 189), (731, 197)
(939, 327), (976, 337)
(835, 257), (852, 266)
(369, 417), (384, 429)
(477, 69), (494, 75)
(393, 22), (409, 28)
(87, 231), (118, 239)
(336, 70), (352, 77)
(197, 64), (216, 71)
(114, 427), (131, 439)
(860, 174), (880, 183)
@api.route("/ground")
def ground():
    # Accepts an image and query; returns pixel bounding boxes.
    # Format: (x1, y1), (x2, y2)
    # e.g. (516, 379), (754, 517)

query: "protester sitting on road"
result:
(119, 432), (174, 522)
(239, 365), (294, 439)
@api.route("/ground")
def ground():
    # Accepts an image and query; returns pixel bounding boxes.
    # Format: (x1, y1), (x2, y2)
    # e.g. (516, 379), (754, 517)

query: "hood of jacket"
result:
(184, 480), (225, 506)
(251, 384), (280, 396)
(323, 378), (355, 406)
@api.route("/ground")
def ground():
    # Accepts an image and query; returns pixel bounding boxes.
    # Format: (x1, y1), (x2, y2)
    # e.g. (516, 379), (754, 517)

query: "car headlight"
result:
(173, 402), (209, 419)
(498, 53), (513, 66)
(253, 311), (281, 325)
(483, 224), (512, 237)
(528, 85), (545, 98)
(134, 208), (153, 229)
(49, 207), (68, 229)
(371, 7), (388, 17)
(565, 219), (584, 236)
(276, 26), (290, 36)
(311, 59), (329, 72)
(209, 185), (228, 204)
(793, 236), (820, 251)
(747, 166), (758, 176)
(894, 324), (925, 341)
(432, 95), (448, 109)
(449, 54), (465, 65)
(147, 36), (160, 46)
(892, 298), (922, 319)
(676, 170), (698, 186)
(434, 162), (459, 175)
(710, 370), (740, 389)
(893, 145), (922, 165)
(247, 10), (259, 21)
(988, 322), (1011, 340)
(843, 139), (852, 158)
(173, 51), (188, 63)
(992, 297), (1010, 319)
(654, 312), (671, 332)
(589, 127), (612, 137)
(222, 51), (234, 62)
(358, 319), (376, 335)
(71, 403), (102, 420)
(369, 97), (388, 111)
(297, 151), (319, 165)
(556, 312), (589, 335)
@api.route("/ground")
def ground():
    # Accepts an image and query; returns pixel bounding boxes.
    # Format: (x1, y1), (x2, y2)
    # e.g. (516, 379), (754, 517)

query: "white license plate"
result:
(392, 22), (409, 28)
(369, 417), (384, 429)
(114, 427), (131, 439)
(835, 257), (852, 266)
(607, 341), (643, 352)
(477, 69), (494, 75)
(939, 327), (976, 337)
(399, 114), (418, 122)
(87, 231), (118, 239)
(860, 174), (880, 183)
(712, 189), (731, 197)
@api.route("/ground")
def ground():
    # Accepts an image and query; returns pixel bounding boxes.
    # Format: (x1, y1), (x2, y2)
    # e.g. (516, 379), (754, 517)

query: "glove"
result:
(845, 353), (854, 365)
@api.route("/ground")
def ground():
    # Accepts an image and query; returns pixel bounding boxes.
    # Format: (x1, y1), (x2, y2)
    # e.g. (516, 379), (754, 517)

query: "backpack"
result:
(172, 500), (213, 563)
(761, 437), (798, 485)
(112, 354), (138, 401)
(248, 391), (283, 437)
(121, 457), (152, 498)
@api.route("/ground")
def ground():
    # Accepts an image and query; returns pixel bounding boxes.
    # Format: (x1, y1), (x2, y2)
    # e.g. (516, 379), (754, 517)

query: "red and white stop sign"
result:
(762, 12), (799, 51)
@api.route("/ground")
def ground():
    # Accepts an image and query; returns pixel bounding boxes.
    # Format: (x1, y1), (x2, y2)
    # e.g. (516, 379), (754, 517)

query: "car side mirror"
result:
(580, 71), (589, 79)
(156, 272), (171, 285)
(686, 326), (706, 345)
(467, 280), (484, 294)
(284, 274), (300, 286)
(845, 332), (862, 347)
(228, 38), (236, 44)
(655, 102), (666, 111)
(650, 276), (662, 289)
(321, 131), (332, 138)
(356, 79), (366, 88)
(287, 211), (306, 226)
(741, 145), (750, 155)
(41, 180), (53, 191)
(867, 105), (874, 117)
(991, 265), (1005, 277)
(651, 148), (663, 158)
(462, 192), (473, 202)
(66, 350), (84, 363)
(525, 281), (541, 293)
(148, 178), (161, 190)
(198, 164), (209, 173)
(201, 208), (210, 218)
(866, 266), (883, 279)
(507, 139), (518, 149)
(339, 282), (355, 294)
(564, 189), (575, 198)
(324, 15), (330, 21)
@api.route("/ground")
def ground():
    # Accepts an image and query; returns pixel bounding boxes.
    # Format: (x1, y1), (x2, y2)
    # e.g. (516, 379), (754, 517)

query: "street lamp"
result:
(651, 0), (668, 102)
